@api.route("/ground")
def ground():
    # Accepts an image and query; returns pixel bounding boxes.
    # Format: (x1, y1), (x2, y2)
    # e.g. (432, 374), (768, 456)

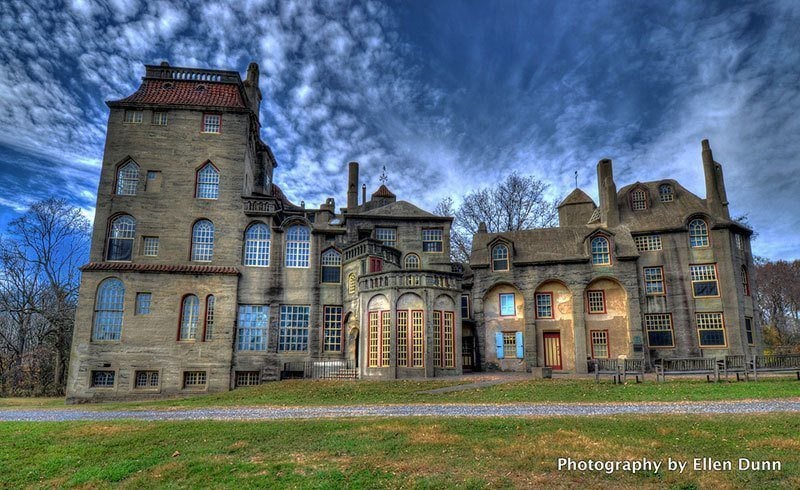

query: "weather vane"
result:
(379, 165), (388, 185)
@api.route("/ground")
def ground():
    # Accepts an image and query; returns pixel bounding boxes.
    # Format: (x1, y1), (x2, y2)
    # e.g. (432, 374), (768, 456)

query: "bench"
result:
(592, 358), (645, 384)
(655, 357), (719, 382)
(722, 355), (749, 381)
(752, 354), (800, 381)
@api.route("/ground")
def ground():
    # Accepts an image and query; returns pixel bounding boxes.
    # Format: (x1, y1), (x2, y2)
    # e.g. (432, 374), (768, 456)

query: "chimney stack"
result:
(347, 161), (359, 209)
(362, 184), (367, 204)
(243, 62), (262, 117)
(597, 158), (619, 227)
(702, 139), (730, 219)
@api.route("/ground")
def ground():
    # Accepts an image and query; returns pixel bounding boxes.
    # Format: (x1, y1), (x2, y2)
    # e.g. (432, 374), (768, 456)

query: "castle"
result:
(65, 62), (760, 401)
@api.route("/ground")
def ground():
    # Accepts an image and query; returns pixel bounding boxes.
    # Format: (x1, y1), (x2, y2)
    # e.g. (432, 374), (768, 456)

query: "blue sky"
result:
(0, 0), (798, 259)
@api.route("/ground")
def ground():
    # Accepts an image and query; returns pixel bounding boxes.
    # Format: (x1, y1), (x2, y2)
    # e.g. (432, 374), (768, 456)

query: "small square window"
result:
(123, 110), (143, 123)
(499, 293), (516, 316)
(135, 292), (152, 315)
(142, 237), (159, 257)
(235, 371), (261, 387)
(91, 370), (115, 387)
(202, 114), (221, 133)
(183, 371), (207, 388)
(134, 370), (159, 389)
(152, 111), (168, 125)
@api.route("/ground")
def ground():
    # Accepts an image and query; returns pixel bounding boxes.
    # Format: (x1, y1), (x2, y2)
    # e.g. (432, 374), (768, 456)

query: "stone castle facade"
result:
(65, 62), (759, 402)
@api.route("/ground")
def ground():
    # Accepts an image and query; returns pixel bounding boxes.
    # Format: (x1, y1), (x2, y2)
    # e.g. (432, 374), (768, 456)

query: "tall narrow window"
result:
(320, 249), (342, 283)
(285, 225), (310, 268)
(442, 311), (455, 368)
(689, 219), (709, 248)
(323, 306), (343, 351)
(643, 266), (665, 295)
(659, 184), (674, 202)
(92, 278), (125, 341)
(179, 295), (200, 341)
(631, 189), (648, 210)
(590, 330), (609, 358)
(422, 228), (443, 252)
(492, 244), (509, 271)
(741, 265), (750, 296)
(142, 236), (159, 257)
(135, 292), (151, 315)
(461, 294), (471, 319)
(236, 305), (269, 351)
(107, 215), (136, 261)
(404, 253), (420, 270)
(383, 311), (393, 367)
(745, 317), (754, 345)
(278, 305), (310, 351)
(397, 310), (408, 367)
(204, 295), (215, 341)
(411, 310), (423, 367)
(196, 163), (219, 199)
(243, 223), (270, 266)
(202, 113), (221, 133)
(191, 220), (214, 262)
(591, 236), (610, 265)
(347, 273), (357, 294)
(535, 292), (553, 319)
(116, 161), (139, 195)
(433, 311), (441, 367)
(369, 311), (381, 367)
(374, 227), (396, 247)
(369, 257), (383, 273)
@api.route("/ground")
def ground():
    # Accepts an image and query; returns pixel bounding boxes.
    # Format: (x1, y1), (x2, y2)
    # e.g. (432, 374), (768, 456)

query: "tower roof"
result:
(558, 188), (595, 208)
(371, 184), (396, 198)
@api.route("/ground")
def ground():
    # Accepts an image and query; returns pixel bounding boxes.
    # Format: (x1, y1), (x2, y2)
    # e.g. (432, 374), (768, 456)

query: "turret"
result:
(347, 161), (359, 209)
(702, 139), (730, 219)
(597, 158), (619, 227)
(243, 62), (262, 116)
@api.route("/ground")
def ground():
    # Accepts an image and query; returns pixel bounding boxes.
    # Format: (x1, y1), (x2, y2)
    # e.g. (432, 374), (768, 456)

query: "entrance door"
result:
(461, 336), (475, 372)
(543, 333), (562, 370)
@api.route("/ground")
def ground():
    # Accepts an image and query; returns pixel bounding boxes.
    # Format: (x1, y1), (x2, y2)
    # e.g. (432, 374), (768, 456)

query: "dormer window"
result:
(591, 236), (611, 265)
(631, 189), (648, 210)
(492, 244), (509, 271)
(659, 184), (674, 202)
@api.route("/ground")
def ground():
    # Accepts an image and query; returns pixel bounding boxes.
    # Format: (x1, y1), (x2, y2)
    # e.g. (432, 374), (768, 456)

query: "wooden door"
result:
(543, 333), (562, 370)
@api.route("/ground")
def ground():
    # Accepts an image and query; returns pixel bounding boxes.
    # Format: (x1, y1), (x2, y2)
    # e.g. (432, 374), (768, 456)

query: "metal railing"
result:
(280, 360), (358, 380)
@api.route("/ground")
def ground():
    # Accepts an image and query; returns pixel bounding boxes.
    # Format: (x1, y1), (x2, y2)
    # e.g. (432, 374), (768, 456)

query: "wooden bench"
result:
(655, 358), (719, 382)
(752, 354), (800, 381)
(722, 355), (749, 381)
(592, 358), (645, 384)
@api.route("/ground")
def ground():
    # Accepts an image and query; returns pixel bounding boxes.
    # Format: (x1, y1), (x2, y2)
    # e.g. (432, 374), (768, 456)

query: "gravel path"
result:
(3, 399), (800, 422)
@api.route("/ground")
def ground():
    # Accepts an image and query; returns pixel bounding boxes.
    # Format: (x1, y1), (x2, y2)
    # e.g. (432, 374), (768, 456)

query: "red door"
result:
(543, 333), (562, 370)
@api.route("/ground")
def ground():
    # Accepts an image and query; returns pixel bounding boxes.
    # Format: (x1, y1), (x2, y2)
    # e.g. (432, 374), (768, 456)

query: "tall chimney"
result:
(361, 184), (367, 204)
(702, 139), (730, 219)
(597, 158), (619, 227)
(244, 62), (262, 116)
(347, 161), (359, 209)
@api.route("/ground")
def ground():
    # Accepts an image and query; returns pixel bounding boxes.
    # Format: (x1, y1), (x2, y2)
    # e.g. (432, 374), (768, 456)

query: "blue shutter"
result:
(495, 332), (504, 359)
(515, 332), (524, 358)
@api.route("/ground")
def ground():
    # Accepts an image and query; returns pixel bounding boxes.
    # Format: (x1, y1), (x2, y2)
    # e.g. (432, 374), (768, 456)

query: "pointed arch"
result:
(115, 159), (139, 195)
(196, 161), (219, 199)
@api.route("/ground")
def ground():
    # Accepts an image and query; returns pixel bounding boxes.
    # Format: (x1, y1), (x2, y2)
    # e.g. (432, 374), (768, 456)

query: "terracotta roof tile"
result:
(372, 184), (396, 198)
(81, 262), (239, 275)
(111, 80), (246, 109)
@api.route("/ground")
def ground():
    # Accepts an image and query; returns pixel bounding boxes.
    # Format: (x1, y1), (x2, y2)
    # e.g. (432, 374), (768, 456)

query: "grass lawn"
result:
(1, 377), (798, 411)
(1, 414), (798, 488)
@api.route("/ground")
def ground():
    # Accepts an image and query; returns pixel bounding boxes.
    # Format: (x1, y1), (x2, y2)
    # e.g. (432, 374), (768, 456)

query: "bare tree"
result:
(436, 172), (559, 262)
(754, 258), (800, 352)
(0, 199), (90, 394)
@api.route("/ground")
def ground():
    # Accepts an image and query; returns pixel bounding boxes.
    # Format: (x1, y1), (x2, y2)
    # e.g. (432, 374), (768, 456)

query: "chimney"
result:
(702, 139), (730, 219)
(361, 184), (367, 204)
(243, 62), (262, 116)
(347, 161), (359, 209)
(597, 158), (619, 227)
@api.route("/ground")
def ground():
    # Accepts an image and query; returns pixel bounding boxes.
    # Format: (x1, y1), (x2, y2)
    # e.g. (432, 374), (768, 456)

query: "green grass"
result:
(2, 414), (798, 488)
(2, 377), (799, 411)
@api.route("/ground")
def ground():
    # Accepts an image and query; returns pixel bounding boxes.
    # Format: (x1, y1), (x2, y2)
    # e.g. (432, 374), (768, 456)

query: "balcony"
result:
(358, 270), (461, 292)
(343, 239), (400, 266)
(243, 197), (278, 216)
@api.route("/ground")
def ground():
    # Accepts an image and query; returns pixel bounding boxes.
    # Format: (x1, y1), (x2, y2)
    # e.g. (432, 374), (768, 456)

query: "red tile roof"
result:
(81, 262), (240, 275)
(372, 184), (396, 198)
(111, 80), (246, 109)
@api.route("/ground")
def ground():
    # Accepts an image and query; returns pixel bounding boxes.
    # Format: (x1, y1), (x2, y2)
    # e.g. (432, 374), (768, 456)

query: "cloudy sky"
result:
(0, 0), (798, 259)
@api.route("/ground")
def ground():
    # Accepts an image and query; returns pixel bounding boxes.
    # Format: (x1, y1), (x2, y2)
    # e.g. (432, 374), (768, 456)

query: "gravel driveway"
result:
(3, 399), (800, 422)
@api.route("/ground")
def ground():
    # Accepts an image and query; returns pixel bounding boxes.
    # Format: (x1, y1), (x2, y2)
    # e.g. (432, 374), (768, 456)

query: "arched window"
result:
(179, 295), (200, 340)
(404, 253), (420, 269)
(348, 273), (357, 294)
(689, 219), (709, 248)
(658, 184), (674, 202)
(196, 163), (219, 199)
(285, 225), (310, 268)
(92, 278), (125, 341)
(742, 265), (750, 296)
(243, 223), (270, 266)
(631, 189), (648, 210)
(203, 295), (216, 341)
(116, 161), (139, 195)
(591, 236), (611, 265)
(492, 244), (509, 271)
(191, 220), (214, 261)
(107, 215), (136, 261)
(321, 249), (342, 283)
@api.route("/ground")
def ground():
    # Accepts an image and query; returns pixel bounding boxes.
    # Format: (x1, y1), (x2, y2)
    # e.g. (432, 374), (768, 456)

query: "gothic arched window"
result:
(196, 163), (219, 199)
(492, 244), (509, 271)
(116, 160), (139, 195)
